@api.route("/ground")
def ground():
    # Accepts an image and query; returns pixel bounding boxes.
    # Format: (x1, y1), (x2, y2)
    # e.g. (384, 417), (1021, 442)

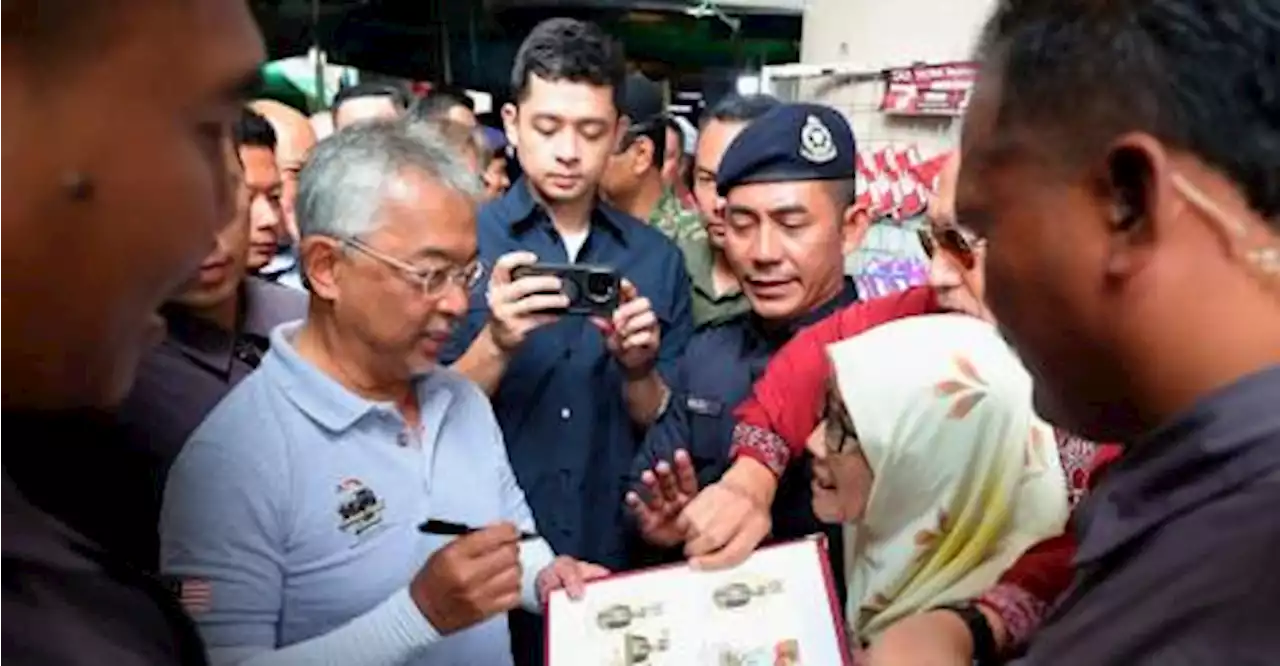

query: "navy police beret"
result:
(715, 103), (856, 196)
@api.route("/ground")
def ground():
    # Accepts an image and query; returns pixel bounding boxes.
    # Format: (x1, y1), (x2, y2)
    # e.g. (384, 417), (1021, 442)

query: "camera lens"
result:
(585, 272), (616, 303)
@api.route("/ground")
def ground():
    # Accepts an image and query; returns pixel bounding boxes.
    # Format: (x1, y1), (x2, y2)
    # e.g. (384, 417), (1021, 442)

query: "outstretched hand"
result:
(625, 449), (700, 547)
(536, 556), (611, 604)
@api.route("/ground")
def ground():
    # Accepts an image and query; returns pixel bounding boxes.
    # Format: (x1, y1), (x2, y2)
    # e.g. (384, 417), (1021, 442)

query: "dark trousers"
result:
(509, 608), (544, 666)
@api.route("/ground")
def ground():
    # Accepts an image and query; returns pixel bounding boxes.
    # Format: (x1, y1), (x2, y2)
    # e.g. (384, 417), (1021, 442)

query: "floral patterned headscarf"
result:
(822, 313), (1069, 641)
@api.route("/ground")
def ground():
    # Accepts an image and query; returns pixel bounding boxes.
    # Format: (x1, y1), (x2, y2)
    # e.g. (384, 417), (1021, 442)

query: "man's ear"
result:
(1101, 133), (1167, 279)
(501, 102), (519, 149)
(300, 236), (343, 301)
(840, 205), (872, 256)
(633, 137), (656, 177)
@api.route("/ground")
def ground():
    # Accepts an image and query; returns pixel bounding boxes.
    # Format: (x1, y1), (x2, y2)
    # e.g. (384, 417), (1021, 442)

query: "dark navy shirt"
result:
(441, 180), (693, 570)
(631, 280), (859, 562)
(1017, 365), (1280, 665)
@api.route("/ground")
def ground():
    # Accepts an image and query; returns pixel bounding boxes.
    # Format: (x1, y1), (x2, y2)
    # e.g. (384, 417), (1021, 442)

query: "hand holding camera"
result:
(593, 279), (661, 380)
(486, 251), (570, 352)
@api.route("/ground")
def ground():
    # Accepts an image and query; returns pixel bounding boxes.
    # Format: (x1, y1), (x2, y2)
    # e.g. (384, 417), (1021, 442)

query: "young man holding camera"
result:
(441, 18), (693, 665)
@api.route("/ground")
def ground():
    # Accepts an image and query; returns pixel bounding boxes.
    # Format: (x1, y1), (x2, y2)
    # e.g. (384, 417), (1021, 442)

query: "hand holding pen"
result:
(408, 521), (524, 635)
(418, 519), (539, 541)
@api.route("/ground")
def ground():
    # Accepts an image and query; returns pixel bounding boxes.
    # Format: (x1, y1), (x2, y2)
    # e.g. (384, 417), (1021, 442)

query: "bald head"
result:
(310, 110), (334, 142)
(249, 100), (316, 241)
(927, 152), (961, 227)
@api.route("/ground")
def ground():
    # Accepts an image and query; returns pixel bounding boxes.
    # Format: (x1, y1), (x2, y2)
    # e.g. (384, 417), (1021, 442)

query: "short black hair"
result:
(825, 178), (857, 210)
(333, 83), (409, 113)
(234, 107), (276, 151)
(409, 85), (475, 123)
(621, 122), (667, 172)
(704, 94), (781, 127)
(978, 0), (1280, 224)
(510, 18), (627, 111)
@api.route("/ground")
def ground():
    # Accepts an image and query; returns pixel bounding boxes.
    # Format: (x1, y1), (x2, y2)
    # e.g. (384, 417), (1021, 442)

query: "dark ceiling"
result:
(250, 0), (801, 94)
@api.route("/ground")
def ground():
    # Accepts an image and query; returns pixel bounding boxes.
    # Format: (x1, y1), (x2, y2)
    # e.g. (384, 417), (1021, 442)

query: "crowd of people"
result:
(4, 1), (1279, 665)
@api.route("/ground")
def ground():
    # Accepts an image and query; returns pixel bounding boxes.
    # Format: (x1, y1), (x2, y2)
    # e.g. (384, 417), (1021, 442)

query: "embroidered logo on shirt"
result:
(336, 478), (386, 540)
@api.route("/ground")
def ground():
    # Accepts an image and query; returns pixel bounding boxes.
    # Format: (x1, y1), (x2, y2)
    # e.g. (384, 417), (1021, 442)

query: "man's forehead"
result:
(695, 120), (747, 166)
(727, 180), (818, 210)
(521, 74), (615, 119)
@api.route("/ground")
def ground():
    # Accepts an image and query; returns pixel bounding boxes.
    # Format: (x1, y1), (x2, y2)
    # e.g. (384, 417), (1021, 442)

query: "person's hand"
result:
(592, 280), (659, 380)
(409, 523), (522, 635)
(486, 251), (569, 353)
(680, 476), (772, 569)
(536, 556), (611, 604)
(865, 610), (976, 666)
(625, 449), (700, 547)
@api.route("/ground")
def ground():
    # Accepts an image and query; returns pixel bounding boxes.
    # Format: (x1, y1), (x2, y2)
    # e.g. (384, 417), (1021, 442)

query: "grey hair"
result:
(296, 120), (483, 239)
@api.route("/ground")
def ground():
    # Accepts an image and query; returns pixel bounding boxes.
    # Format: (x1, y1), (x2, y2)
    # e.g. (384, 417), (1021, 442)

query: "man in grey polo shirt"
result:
(161, 121), (605, 666)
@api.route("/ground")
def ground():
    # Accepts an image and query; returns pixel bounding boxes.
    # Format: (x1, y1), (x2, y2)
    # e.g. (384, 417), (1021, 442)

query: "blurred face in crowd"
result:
(693, 119), (749, 249)
(333, 95), (401, 130)
(2, 0), (264, 408)
(483, 155), (511, 201)
(307, 171), (478, 379)
(240, 142), (284, 270)
(503, 74), (623, 206)
(251, 100), (316, 243)
(173, 136), (252, 310)
(444, 103), (479, 130)
(808, 378), (873, 524)
(722, 180), (865, 321)
(599, 128), (656, 206)
(661, 125), (682, 190)
(921, 154), (993, 321)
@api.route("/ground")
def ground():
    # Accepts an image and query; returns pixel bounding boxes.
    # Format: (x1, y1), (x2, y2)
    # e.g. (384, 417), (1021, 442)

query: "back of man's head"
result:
(332, 83), (408, 129)
(409, 86), (476, 126)
(510, 18), (626, 111)
(704, 94), (781, 127)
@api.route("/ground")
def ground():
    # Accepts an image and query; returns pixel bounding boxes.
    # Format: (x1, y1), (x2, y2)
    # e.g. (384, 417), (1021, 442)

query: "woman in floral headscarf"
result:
(807, 313), (1070, 645)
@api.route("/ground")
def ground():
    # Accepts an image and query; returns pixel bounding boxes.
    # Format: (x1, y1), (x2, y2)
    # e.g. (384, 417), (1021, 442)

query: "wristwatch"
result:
(936, 602), (999, 666)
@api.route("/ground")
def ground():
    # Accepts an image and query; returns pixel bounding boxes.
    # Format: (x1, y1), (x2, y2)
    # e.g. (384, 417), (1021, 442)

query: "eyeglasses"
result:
(342, 237), (484, 295)
(917, 224), (983, 271)
(821, 378), (862, 456)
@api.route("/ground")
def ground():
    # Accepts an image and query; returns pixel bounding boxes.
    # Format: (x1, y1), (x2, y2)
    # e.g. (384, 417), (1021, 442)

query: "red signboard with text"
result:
(880, 61), (978, 117)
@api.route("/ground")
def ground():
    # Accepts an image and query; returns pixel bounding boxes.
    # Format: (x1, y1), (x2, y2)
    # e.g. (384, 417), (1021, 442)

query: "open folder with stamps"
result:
(545, 536), (851, 665)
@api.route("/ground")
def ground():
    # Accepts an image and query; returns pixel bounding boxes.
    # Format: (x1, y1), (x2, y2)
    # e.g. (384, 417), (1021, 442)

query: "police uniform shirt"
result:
(633, 102), (859, 577)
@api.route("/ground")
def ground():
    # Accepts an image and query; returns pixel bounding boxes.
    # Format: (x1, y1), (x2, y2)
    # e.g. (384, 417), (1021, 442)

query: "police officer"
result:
(626, 103), (869, 577)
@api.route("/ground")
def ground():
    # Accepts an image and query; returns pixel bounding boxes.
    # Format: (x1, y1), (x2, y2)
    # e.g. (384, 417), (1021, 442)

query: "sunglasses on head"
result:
(917, 225), (980, 271)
